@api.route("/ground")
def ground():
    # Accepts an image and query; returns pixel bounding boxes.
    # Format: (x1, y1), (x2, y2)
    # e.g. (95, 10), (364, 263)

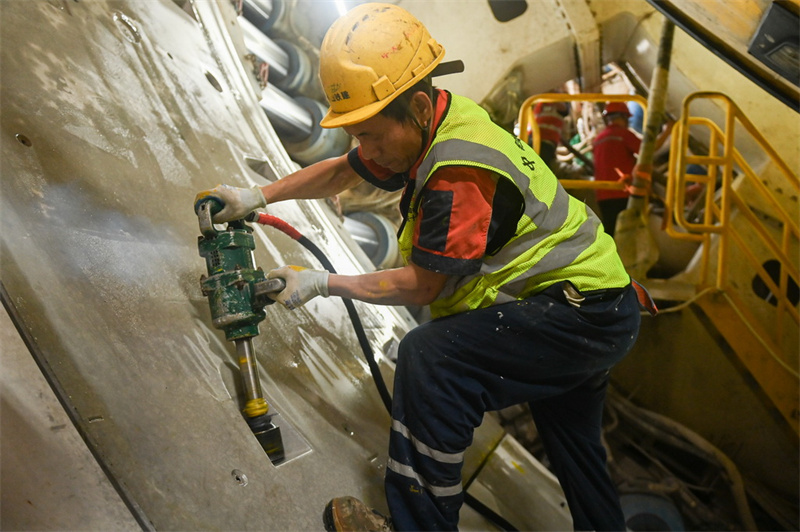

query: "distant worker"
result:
(592, 101), (671, 236)
(533, 100), (569, 171)
(196, 4), (653, 531)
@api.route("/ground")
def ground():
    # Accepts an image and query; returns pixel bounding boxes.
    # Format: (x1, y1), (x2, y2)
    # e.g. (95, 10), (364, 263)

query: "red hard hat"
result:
(603, 101), (631, 117)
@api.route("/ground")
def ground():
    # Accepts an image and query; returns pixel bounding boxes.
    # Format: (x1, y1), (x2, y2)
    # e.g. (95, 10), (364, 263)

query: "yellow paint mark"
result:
(244, 398), (269, 418)
(512, 461), (526, 474)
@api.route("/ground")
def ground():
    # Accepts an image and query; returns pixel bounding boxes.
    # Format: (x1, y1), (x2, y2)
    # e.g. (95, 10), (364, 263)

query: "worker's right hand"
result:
(194, 184), (266, 223)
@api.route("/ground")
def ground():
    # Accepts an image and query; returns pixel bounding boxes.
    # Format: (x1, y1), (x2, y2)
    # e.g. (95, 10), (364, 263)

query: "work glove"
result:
(267, 265), (330, 311)
(194, 184), (266, 223)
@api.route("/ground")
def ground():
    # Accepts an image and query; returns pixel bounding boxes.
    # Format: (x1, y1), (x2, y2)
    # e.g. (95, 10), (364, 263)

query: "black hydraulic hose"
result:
(250, 212), (519, 532)
(251, 213), (392, 412)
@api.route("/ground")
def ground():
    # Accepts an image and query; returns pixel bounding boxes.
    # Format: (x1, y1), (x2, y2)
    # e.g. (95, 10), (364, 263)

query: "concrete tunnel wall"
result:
(1, 0), (406, 529)
(0, 1), (572, 530)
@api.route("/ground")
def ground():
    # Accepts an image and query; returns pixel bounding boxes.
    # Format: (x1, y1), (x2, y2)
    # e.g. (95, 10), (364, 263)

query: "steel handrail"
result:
(669, 117), (799, 238)
(666, 91), (799, 369)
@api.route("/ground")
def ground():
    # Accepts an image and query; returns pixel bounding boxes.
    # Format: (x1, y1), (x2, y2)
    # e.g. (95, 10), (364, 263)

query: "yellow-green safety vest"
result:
(398, 94), (630, 319)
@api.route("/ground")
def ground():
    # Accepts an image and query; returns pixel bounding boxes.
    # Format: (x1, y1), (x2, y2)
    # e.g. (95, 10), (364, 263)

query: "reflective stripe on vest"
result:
(399, 94), (629, 318)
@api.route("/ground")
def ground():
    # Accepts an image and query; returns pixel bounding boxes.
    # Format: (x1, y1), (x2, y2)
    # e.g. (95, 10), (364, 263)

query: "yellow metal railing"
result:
(665, 92), (799, 327)
(665, 92), (799, 431)
(518, 92), (799, 343)
(519, 90), (799, 431)
(517, 92), (648, 194)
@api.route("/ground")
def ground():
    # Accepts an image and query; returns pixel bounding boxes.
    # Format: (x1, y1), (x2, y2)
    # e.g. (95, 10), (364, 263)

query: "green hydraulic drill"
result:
(195, 199), (286, 464)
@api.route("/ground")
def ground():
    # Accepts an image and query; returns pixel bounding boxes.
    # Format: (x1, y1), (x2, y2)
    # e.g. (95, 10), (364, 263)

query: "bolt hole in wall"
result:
(205, 71), (224, 92)
(231, 469), (248, 486)
(15, 134), (32, 147)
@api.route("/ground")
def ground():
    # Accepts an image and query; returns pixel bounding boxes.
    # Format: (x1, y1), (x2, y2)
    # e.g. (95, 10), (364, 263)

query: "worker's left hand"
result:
(194, 184), (266, 223)
(267, 265), (330, 310)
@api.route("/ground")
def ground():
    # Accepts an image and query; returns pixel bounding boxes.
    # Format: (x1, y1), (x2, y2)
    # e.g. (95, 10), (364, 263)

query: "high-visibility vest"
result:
(398, 94), (629, 319)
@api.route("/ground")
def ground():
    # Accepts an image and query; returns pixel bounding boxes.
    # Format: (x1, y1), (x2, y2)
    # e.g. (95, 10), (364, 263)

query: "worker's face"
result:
(344, 93), (431, 174)
(607, 114), (629, 127)
(344, 114), (422, 173)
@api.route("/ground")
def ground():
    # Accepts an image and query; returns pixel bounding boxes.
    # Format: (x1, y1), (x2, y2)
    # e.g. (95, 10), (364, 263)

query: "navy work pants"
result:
(385, 282), (641, 531)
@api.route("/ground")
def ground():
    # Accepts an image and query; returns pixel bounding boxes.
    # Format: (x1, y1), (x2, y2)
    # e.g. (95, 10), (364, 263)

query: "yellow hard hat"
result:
(318, 3), (445, 129)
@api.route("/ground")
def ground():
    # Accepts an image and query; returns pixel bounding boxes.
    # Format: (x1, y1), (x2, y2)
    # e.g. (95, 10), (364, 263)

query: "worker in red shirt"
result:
(592, 101), (672, 236)
(533, 100), (568, 171)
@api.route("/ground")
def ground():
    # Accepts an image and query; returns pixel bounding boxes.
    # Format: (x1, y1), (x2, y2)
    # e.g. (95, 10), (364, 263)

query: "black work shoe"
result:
(323, 496), (393, 532)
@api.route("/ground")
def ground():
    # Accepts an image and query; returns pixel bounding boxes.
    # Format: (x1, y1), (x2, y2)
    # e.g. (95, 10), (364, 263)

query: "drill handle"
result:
(196, 198), (224, 238)
(197, 198), (251, 238)
(253, 277), (287, 307)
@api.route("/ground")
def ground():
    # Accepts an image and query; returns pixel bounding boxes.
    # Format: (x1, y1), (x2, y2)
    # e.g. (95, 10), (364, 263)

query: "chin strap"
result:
(410, 113), (431, 164)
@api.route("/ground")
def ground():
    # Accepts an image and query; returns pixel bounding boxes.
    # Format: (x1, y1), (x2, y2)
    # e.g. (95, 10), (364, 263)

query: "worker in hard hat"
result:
(592, 101), (672, 236)
(532, 99), (569, 171)
(196, 4), (651, 531)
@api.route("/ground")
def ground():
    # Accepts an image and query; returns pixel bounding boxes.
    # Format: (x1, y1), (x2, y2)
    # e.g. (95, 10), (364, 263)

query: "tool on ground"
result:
(195, 199), (286, 464)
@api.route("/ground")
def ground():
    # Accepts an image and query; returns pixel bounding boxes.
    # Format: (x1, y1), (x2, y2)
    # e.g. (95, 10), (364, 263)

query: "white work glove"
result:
(194, 184), (266, 223)
(267, 265), (330, 311)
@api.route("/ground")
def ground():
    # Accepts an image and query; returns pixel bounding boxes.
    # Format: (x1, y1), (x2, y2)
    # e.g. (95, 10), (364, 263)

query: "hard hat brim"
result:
(319, 52), (445, 129)
(319, 97), (390, 129)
